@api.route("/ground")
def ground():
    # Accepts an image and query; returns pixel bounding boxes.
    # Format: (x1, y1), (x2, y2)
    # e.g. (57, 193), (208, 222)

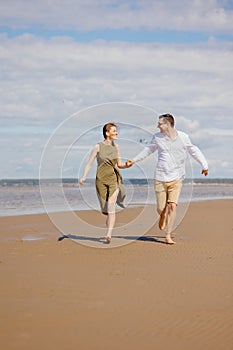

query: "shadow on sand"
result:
(57, 234), (166, 245)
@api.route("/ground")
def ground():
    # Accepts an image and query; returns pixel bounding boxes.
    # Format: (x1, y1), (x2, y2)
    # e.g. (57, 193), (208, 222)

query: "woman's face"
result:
(106, 126), (118, 140)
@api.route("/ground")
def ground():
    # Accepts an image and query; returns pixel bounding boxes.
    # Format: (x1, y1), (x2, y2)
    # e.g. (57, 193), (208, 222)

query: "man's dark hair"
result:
(159, 114), (175, 127)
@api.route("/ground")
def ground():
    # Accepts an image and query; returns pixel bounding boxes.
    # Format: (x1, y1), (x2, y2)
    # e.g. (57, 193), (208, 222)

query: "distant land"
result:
(0, 178), (232, 187)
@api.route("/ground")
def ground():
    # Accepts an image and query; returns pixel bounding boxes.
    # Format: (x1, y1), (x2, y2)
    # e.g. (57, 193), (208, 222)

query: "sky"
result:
(0, 0), (233, 179)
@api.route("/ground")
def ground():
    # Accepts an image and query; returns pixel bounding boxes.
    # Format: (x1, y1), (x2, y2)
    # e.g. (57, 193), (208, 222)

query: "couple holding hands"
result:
(79, 114), (208, 245)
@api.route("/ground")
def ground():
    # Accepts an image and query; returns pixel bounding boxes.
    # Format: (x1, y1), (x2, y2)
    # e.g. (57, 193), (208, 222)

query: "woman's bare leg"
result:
(105, 188), (119, 242)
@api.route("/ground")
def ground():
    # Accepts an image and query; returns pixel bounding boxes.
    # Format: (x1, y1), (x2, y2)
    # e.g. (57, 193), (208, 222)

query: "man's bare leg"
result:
(158, 206), (167, 230)
(165, 202), (177, 244)
(155, 180), (167, 231)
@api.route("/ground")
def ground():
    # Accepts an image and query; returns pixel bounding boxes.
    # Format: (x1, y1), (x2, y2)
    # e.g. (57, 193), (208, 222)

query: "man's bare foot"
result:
(165, 235), (176, 245)
(159, 208), (166, 230)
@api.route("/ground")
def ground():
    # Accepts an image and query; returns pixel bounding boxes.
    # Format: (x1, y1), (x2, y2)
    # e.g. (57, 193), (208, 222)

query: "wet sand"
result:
(0, 200), (232, 350)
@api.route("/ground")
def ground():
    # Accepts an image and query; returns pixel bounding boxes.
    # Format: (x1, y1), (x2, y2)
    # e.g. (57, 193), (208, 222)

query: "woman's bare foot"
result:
(104, 236), (111, 244)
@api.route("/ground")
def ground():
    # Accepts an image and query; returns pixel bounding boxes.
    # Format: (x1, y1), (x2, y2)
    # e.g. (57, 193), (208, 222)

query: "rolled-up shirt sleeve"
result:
(133, 136), (158, 163)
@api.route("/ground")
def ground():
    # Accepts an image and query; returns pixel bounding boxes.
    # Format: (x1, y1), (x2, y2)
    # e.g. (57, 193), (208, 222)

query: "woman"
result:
(79, 122), (131, 243)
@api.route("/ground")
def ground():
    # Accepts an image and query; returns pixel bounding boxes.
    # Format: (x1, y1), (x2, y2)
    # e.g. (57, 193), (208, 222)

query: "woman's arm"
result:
(79, 144), (99, 184)
(116, 144), (131, 169)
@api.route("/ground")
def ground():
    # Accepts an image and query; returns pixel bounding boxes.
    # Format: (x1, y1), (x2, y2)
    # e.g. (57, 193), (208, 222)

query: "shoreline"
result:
(1, 195), (233, 218)
(1, 180), (233, 218)
(0, 197), (231, 222)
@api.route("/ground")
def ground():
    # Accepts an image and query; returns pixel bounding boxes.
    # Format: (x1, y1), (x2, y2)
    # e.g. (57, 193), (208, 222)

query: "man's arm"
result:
(183, 133), (208, 176)
(128, 136), (158, 166)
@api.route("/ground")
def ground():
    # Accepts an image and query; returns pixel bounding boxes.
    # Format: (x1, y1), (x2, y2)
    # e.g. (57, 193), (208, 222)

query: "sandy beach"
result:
(0, 199), (232, 350)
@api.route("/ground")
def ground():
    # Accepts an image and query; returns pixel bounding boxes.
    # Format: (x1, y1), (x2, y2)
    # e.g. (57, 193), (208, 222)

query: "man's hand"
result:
(126, 159), (135, 167)
(202, 169), (208, 176)
(79, 177), (86, 185)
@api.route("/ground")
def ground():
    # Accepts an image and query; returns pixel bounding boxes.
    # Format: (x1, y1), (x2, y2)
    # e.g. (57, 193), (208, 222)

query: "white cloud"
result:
(1, 35), (233, 124)
(176, 116), (200, 132)
(0, 33), (233, 178)
(222, 161), (231, 168)
(1, 1), (233, 180)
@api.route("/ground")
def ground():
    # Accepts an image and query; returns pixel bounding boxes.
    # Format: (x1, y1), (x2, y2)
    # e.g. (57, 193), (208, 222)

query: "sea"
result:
(0, 178), (232, 217)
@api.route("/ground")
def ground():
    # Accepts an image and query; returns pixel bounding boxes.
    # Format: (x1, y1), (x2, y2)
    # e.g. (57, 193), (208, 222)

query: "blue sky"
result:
(0, 0), (233, 179)
(2, 27), (233, 43)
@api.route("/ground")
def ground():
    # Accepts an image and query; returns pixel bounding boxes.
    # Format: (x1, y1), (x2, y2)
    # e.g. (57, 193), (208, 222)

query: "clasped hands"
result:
(125, 159), (135, 168)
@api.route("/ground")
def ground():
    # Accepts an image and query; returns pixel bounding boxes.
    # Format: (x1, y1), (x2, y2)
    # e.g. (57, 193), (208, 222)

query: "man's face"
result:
(157, 118), (168, 133)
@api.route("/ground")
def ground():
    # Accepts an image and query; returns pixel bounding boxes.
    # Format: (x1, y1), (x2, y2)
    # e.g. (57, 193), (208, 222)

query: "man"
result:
(127, 114), (208, 244)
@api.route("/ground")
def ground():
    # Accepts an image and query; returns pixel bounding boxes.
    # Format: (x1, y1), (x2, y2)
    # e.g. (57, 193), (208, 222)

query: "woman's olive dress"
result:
(96, 142), (125, 215)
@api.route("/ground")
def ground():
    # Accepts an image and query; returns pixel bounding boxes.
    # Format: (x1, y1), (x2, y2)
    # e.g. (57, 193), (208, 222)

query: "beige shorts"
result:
(155, 179), (182, 212)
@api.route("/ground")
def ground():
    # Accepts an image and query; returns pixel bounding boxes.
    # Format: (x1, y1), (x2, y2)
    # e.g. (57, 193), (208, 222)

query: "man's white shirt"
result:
(133, 131), (208, 182)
